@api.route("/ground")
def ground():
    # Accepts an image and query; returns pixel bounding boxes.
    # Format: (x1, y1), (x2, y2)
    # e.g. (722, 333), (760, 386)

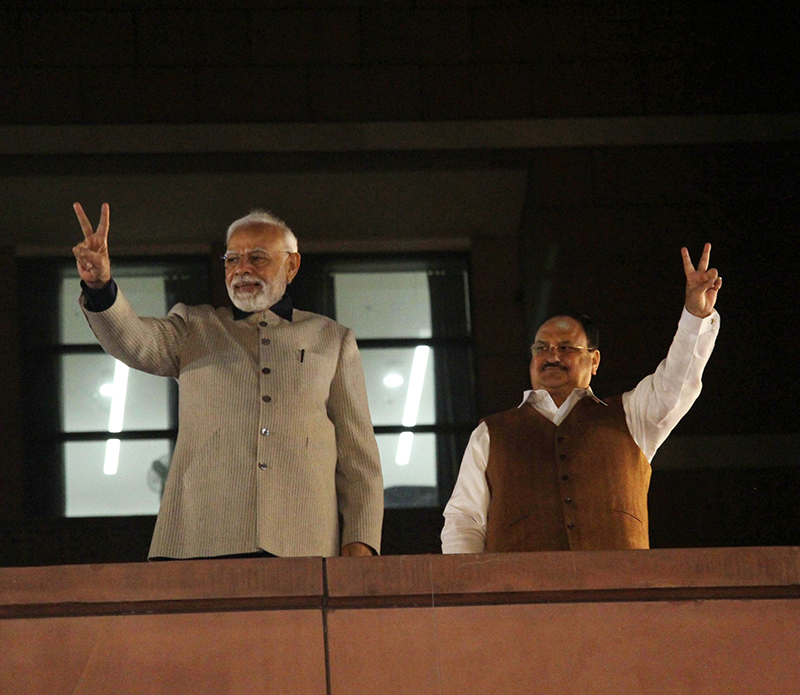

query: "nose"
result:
(233, 255), (256, 273)
(544, 345), (561, 361)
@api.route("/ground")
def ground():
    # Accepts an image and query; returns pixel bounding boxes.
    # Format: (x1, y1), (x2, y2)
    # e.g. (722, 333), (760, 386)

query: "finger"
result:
(73, 202), (94, 239)
(72, 246), (95, 270)
(698, 242), (711, 272)
(705, 267), (719, 285)
(681, 247), (695, 276)
(97, 203), (110, 241)
(73, 246), (105, 268)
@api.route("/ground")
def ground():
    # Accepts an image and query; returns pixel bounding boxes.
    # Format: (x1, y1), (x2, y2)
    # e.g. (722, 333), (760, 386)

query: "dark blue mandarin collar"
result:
(232, 293), (293, 322)
(83, 278), (293, 322)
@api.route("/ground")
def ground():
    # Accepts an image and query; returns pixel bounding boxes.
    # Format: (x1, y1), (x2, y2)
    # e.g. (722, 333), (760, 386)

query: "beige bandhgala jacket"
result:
(81, 287), (384, 558)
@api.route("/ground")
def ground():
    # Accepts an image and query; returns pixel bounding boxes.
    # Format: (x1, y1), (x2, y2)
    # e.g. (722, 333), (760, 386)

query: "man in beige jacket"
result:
(73, 203), (383, 559)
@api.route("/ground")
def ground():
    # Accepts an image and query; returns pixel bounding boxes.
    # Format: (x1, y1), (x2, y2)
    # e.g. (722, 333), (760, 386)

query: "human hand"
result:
(682, 243), (722, 318)
(340, 542), (374, 557)
(72, 202), (111, 289)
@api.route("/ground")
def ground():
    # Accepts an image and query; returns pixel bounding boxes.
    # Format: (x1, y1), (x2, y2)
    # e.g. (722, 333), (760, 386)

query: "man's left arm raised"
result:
(624, 243), (722, 461)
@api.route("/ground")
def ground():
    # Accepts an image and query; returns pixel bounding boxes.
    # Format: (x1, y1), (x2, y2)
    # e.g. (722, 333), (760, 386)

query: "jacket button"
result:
(559, 454), (566, 460)
(261, 428), (270, 436)
(561, 475), (569, 481)
(567, 523), (575, 529)
(262, 395), (271, 403)
(557, 436), (564, 443)
(259, 321), (267, 327)
(564, 498), (572, 504)
(258, 462), (267, 470)
(262, 338), (271, 345)
(262, 367), (271, 374)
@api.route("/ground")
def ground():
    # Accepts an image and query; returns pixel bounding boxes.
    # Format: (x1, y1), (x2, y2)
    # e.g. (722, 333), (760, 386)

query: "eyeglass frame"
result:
(221, 249), (293, 269)
(530, 343), (597, 356)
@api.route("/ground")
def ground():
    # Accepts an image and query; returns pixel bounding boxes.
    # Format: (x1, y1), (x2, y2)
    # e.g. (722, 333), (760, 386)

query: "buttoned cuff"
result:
(679, 307), (720, 336)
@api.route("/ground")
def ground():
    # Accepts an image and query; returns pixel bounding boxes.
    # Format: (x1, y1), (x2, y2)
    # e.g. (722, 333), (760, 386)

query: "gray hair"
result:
(225, 210), (299, 252)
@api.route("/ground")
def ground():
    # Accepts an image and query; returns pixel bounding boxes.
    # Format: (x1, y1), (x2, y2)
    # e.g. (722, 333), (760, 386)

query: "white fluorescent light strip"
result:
(395, 346), (430, 466)
(103, 360), (130, 475)
(104, 438), (121, 477)
(395, 431), (414, 467)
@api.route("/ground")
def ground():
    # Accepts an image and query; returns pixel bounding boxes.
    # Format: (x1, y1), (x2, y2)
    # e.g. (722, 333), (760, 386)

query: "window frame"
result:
(18, 254), (212, 517)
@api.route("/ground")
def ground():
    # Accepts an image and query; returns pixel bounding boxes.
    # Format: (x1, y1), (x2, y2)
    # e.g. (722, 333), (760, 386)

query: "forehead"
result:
(534, 316), (587, 345)
(227, 223), (286, 250)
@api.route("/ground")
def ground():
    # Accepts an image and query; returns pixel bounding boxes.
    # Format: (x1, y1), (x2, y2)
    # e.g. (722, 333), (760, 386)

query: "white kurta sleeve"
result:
(623, 308), (720, 462)
(441, 421), (491, 554)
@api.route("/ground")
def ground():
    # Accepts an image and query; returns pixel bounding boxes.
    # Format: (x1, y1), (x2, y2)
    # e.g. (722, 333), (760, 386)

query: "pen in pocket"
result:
(300, 349), (305, 363)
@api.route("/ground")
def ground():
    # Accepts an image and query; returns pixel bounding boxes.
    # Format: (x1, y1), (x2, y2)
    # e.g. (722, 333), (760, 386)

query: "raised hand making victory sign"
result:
(72, 202), (111, 289)
(682, 242), (722, 318)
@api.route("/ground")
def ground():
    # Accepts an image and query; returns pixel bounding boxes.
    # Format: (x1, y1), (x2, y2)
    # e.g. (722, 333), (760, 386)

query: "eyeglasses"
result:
(222, 250), (291, 269)
(531, 343), (596, 356)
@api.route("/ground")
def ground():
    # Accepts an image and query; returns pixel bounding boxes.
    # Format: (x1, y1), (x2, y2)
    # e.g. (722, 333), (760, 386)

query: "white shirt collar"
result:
(518, 387), (607, 426)
(518, 387), (606, 409)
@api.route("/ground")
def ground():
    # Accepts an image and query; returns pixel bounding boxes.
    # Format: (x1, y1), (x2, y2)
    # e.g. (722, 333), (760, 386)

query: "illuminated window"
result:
(294, 254), (476, 508)
(20, 253), (474, 517)
(19, 258), (209, 517)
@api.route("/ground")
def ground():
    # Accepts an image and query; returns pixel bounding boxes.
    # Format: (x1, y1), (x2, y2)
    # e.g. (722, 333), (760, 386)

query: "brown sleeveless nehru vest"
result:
(483, 395), (651, 552)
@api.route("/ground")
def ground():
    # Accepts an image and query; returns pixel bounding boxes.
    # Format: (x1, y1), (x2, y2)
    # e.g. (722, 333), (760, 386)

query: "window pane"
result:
(334, 272), (432, 339)
(61, 354), (171, 432)
(64, 439), (170, 517)
(377, 433), (437, 508)
(60, 273), (168, 345)
(361, 347), (435, 426)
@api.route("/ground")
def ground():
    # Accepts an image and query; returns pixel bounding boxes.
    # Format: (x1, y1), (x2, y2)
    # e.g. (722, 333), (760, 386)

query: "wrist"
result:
(85, 278), (111, 290)
(685, 307), (711, 319)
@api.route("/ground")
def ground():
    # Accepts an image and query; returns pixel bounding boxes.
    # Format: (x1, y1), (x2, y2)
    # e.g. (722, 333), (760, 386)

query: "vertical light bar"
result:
(104, 360), (129, 475)
(395, 346), (430, 466)
(103, 438), (121, 476)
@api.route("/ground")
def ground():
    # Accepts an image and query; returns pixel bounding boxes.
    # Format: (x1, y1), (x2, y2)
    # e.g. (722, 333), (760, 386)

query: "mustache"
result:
(231, 274), (265, 289)
(541, 363), (568, 371)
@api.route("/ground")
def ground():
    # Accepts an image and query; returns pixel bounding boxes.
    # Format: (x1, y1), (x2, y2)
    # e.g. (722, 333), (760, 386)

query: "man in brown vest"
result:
(442, 244), (722, 553)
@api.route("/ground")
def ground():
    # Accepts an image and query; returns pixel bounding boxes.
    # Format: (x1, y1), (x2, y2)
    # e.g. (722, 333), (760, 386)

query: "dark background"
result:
(0, 1), (798, 565)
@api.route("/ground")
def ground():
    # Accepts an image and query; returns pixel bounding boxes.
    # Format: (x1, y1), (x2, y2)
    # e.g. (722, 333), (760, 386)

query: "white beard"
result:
(227, 272), (287, 313)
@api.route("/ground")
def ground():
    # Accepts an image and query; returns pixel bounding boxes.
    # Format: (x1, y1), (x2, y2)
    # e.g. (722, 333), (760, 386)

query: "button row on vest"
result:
(557, 436), (564, 443)
(567, 523), (575, 529)
(261, 338), (271, 345)
(262, 395), (271, 403)
(258, 462), (267, 470)
(261, 428), (270, 436)
(564, 498), (572, 504)
(262, 367), (271, 374)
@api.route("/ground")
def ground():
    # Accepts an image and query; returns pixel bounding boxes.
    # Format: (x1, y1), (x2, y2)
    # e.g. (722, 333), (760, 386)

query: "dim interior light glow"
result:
(395, 346), (430, 466)
(383, 373), (404, 388)
(103, 360), (129, 475)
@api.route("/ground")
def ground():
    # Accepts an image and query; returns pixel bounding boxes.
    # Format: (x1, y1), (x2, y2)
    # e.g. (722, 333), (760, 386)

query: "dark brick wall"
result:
(520, 140), (800, 437)
(0, 247), (23, 520)
(1, 2), (797, 124)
